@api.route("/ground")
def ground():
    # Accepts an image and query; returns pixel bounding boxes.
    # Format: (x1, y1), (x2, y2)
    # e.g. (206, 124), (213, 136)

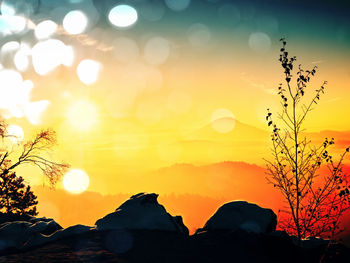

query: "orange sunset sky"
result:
(0, 0), (350, 231)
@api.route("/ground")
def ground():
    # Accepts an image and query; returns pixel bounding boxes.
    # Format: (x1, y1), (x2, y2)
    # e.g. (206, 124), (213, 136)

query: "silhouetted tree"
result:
(265, 39), (350, 242)
(0, 172), (38, 216)
(0, 125), (69, 186)
(0, 119), (69, 216)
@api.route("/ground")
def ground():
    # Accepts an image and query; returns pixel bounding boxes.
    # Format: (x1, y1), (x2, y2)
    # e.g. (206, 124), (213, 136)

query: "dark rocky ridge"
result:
(0, 193), (349, 263)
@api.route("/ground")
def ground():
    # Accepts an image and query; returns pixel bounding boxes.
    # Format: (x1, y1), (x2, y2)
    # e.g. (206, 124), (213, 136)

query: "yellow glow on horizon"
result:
(63, 169), (90, 194)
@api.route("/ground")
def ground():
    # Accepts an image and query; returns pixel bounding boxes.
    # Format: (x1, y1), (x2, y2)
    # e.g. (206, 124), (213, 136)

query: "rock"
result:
(0, 212), (32, 225)
(95, 193), (189, 235)
(0, 218), (62, 251)
(301, 236), (329, 249)
(28, 218), (62, 235)
(24, 224), (94, 249)
(198, 201), (277, 234)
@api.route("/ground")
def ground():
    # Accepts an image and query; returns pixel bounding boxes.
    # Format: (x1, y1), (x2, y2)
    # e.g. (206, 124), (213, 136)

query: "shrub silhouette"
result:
(265, 39), (350, 242)
(0, 172), (38, 216)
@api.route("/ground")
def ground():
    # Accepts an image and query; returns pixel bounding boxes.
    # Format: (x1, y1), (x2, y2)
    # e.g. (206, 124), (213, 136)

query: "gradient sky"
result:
(0, 0), (350, 199)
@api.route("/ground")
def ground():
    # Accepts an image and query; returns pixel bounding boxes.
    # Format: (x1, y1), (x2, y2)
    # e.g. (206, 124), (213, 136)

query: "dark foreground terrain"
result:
(1, 229), (349, 263)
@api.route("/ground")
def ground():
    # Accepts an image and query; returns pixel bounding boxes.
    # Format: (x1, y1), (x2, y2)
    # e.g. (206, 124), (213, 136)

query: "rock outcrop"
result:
(24, 224), (94, 249)
(95, 193), (189, 235)
(197, 201), (277, 234)
(0, 217), (62, 251)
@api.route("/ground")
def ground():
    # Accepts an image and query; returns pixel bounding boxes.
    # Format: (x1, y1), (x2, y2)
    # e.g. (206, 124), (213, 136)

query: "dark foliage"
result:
(0, 172), (38, 216)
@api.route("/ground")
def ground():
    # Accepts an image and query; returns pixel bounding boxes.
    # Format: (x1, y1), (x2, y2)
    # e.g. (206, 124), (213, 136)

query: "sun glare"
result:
(67, 100), (98, 132)
(63, 169), (89, 194)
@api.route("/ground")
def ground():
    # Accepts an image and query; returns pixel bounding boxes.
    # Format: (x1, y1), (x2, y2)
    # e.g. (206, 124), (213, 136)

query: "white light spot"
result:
(0, 2), (15, 16)
(76, 59), (102, 85)
(1, 0), (39, 17)
(63, 169), (89, 194)
(63, 10), (88, 35)
(61, 45), (74, 67)
(165, 0), (191, 11)
(0, 70), (49, 123)
(35, 20), (57, 39)
(1, 41), (20, 54)
(14, 50), (29, 71)
(24, 100), (50, 125)
(32, 39), (74, 75)
(211, 108), (236, 133)
(144, 36), (170, 65)
(108, 5), (138, 28)
(0, 15), (26, 35)
(248, 32), (271, 53)
(7, 124), (24, 143)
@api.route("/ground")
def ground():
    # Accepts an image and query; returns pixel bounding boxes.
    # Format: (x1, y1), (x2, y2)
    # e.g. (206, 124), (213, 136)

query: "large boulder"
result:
(198, 201), (277, 234)
(95, 193), (189, 235)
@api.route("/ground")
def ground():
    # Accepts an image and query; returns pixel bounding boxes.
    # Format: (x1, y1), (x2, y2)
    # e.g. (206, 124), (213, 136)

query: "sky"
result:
(0, 0), (350, 228)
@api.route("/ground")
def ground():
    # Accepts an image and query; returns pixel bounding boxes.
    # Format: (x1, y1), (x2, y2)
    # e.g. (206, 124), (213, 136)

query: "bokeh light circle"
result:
(76, 59), (102, 85)
(165, 0), (191, 11)
(108, 5), (138, 28)
(187, 23), (211, 48)
(35, 20), (57, 39)
(144, 36), (170, 65)
(248, 32), (271, 53)
(211, 108), (236, 133)
(63, 10), (88, 35)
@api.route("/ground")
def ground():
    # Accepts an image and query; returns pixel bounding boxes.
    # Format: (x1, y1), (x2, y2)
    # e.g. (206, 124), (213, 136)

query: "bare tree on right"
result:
(265, 39), (350, 242)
